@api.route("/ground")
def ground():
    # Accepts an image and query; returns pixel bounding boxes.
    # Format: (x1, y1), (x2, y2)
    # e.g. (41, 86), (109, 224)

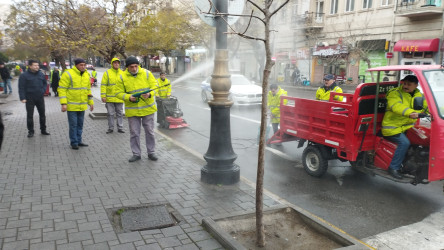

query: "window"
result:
(330, 0), (338, 14)
(363, 0), (372, 8)
(381, 0), (393, 6)
(346, 0), (355, 11)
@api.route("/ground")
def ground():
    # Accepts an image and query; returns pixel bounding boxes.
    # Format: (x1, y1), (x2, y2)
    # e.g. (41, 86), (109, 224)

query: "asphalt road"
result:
(91, 67), (444, 239)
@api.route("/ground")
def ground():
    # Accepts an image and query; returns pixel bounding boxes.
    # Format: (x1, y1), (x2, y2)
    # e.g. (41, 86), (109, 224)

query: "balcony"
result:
(395, 0), (443, 17)
(304, 12), (325, 29)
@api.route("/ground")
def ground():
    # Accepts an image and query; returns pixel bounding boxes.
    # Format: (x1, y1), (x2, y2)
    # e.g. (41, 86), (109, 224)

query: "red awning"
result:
(393, 38), (440, 52)
(152, 56), (159, 60)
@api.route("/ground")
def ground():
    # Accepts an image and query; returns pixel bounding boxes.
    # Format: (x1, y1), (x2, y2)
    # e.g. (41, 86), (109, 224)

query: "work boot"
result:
(27, 131), (34, 138)
(106, 129), (113, 134)
(129, 155), (141, 162)
(148, 154), (158, 161)
(41, 131), (50, 135)
(388, 168), (403, 179)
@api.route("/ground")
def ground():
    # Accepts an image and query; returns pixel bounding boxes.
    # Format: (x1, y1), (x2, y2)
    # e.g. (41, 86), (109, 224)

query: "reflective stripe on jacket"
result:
(116, 67), (157, 117)
(267, 87), (287, 123)
(58, 67), (93, 111)
(316, 85), (343, 101)
(100, 66), (124, 103)
(156, 78), (171, 98)
(381, 86), (428, 137)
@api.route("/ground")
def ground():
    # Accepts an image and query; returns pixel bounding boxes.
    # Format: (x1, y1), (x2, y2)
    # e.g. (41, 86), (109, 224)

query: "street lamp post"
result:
(201, 0), (240, 185)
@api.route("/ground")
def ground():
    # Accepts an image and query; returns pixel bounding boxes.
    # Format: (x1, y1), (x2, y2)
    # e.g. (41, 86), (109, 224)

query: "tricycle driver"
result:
(381, 75), (428, 179)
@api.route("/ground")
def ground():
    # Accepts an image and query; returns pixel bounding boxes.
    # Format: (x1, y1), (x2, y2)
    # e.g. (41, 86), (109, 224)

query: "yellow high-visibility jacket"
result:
(156, 78), (171, 98)
(316, 85), (343, 101)
(267, 87), (287, 123)
(101, 59), (124, 103)
(382, 86), (428, 137)
(116, 67), (157, 117)
(58, 67), (94, 111)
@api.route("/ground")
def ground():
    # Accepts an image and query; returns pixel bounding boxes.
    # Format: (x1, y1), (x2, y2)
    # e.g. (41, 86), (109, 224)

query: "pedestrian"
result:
(0, 111), (4, 150)
(18, 59), (50, 138)
(382, 75), (428, 179)
(155, 72), (172, 127)
(267, 83), (287, 137)
(58, 58), (94, 150)
(50, 67), (60, 96)
(0, 62), (13, 94)
(100, 57), (124, 134)
(116, 56), (158, 162)
(291, 67), (300, 86)
(316, 74), (343, 101)
(91, 67), (97, 87)
(156, 72), (171, 99)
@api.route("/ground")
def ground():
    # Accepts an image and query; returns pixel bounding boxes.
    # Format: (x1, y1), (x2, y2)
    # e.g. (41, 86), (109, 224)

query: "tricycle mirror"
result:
(413, 96), (424, 110)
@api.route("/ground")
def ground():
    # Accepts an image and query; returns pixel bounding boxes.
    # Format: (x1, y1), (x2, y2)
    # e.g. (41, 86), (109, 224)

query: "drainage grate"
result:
(121, 205), (176, 231)
(106, 203), (183, 234)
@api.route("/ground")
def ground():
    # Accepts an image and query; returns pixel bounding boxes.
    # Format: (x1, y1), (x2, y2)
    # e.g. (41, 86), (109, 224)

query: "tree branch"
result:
(270, 0), (290, 17)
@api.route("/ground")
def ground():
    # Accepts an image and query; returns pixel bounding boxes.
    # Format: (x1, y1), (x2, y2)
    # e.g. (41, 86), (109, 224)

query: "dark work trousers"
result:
(26, 97), (46, 133)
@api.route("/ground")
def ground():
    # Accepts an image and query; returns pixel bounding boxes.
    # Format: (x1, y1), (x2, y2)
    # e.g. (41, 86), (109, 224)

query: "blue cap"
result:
(324, 74), (335, 80)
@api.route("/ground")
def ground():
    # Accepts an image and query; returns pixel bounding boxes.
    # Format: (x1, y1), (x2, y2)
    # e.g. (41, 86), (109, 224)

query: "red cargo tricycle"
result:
(268, 65), (444, 186)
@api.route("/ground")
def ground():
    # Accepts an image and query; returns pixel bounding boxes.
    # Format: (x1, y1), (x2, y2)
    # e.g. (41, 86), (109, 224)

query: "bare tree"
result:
(200, 0), (290, 246)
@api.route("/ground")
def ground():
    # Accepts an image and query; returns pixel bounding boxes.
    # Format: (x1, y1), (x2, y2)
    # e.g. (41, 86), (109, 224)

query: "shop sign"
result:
(312, 45), (348, 57)
(386, 52), (393, 58)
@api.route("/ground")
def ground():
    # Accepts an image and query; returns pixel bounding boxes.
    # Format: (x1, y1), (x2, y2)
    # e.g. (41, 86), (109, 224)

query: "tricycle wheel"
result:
(302, 145), (328, 177)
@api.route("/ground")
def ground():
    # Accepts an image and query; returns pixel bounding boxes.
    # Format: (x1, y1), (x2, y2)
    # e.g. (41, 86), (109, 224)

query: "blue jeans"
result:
(67, 111), (85, 146)
(386, 133), (410, 170)
(3, 78), (12, 94)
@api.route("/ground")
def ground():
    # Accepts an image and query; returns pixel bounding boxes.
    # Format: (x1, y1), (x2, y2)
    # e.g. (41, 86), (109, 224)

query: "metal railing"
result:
(303, 12), (325, 27)
(397, 0), (440, 10)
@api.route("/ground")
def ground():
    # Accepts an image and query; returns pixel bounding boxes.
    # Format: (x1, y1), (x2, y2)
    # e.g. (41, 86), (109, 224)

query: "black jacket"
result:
(18, 69), (47, 100)
(0, 67), (11, 80)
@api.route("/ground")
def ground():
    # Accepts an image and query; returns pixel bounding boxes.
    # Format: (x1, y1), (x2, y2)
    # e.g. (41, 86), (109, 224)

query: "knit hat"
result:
(125, 56), (139, 67)
(74, 58), (86, 65)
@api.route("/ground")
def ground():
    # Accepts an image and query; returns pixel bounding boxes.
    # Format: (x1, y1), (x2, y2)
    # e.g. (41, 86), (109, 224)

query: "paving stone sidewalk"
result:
(0, 82), (279, 250)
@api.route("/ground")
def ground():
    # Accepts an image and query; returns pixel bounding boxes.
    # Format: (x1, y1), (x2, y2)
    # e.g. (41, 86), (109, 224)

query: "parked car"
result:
(86, 64), (94, 70)
(201, 74), (262, 105)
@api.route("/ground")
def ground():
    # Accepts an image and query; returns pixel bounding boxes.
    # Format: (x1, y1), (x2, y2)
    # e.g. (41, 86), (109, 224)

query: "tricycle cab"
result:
(368, 65), (444, 182)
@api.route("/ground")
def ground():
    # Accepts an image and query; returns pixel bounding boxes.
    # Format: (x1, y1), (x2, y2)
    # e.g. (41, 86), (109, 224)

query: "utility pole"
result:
(201, 0), (240, 185)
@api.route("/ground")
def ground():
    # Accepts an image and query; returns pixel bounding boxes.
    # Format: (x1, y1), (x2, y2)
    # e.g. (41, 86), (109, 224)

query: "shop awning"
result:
(393, 38), (440, 52)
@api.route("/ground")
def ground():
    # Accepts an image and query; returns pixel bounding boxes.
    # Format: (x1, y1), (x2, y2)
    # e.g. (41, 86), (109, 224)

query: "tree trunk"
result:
(256, 9), (274, 248)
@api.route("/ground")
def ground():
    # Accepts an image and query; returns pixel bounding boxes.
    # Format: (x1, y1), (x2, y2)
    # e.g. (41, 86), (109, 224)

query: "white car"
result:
(201, 74), (262, 105)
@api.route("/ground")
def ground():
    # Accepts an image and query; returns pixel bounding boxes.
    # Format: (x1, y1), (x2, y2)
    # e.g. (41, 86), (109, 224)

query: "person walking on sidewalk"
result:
(0, 62), (12, 94)
(58, 58), (94, 150)
(116, 56), (158, 162)
(316, 74), (343, 101)
(50, 67), (60, 96)
(18, 59), (50, 138)
(101, 57), (124, 134)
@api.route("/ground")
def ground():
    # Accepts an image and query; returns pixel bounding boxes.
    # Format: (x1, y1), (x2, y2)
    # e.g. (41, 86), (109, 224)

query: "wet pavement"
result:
(0, 75), (443, 250)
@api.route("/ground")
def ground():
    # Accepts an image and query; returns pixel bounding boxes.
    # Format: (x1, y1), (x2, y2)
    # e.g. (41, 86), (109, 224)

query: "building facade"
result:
(303, 0), (444, 85)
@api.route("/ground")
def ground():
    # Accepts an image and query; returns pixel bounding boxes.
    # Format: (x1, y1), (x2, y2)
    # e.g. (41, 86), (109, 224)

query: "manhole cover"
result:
(121, 205), (176, 231)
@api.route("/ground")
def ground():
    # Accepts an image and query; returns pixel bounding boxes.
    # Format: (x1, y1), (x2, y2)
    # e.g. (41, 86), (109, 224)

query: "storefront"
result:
(358, 51), (388, 83)
(394, 38), (440, 79)
(312, 44), (349, 84)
